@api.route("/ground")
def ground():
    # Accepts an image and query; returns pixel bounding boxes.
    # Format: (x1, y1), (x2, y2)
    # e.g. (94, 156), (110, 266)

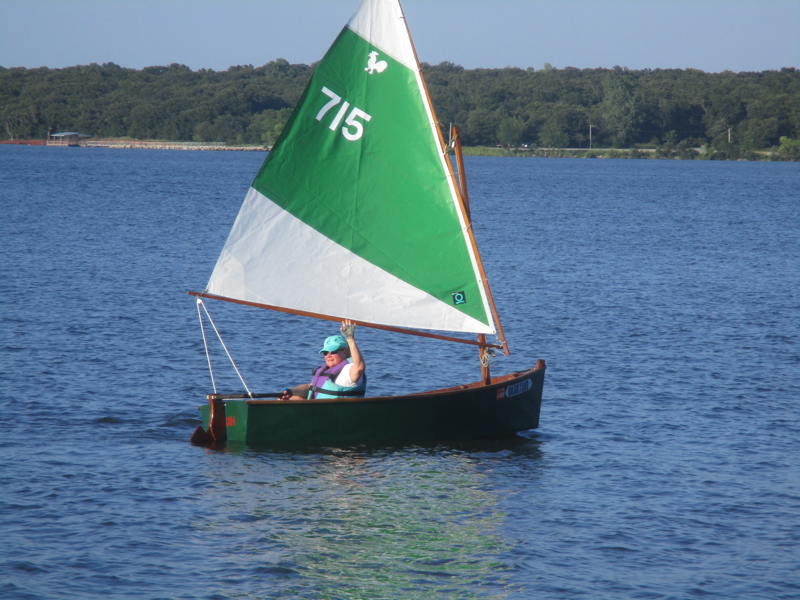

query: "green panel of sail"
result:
(251, 27), (489, 327)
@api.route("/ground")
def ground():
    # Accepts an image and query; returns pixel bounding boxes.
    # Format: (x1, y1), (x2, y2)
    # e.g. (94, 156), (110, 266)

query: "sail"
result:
(206, 0), (497, 335)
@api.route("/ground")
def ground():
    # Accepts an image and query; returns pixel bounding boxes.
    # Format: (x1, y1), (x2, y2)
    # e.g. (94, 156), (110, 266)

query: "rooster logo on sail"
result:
(365, 51), (388, 74)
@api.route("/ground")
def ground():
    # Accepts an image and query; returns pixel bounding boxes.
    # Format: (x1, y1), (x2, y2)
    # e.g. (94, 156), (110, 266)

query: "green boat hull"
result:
(193, 363), (544, 447)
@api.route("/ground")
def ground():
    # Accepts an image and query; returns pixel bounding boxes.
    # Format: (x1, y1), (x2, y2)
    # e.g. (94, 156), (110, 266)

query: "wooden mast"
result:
(450, 124), (493, 384)
(399, 2), (509, 364)
(451, 124), (471, 222)
(441, 123), (509, 361)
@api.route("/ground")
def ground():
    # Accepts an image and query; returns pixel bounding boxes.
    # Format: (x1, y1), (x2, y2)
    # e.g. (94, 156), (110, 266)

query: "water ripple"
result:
(2, 149), (798, 598)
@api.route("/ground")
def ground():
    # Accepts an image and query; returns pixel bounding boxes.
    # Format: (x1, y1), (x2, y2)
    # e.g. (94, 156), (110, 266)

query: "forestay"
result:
(205, 0), (499, 336)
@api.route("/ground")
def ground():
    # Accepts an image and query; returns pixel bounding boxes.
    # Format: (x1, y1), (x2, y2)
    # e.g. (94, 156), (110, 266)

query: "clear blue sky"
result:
(2, 0), (798, 73)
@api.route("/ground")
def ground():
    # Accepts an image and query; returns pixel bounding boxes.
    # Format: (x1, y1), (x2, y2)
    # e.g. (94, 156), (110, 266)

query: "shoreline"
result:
(463, 145), (791, 161)
(1, 138), (793, 161)
(83, 138), (267, 151)
(0, 138), (267, 151)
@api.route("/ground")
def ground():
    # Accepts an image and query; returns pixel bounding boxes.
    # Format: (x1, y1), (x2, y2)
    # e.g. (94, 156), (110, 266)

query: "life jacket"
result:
(309, 359), (367, 399)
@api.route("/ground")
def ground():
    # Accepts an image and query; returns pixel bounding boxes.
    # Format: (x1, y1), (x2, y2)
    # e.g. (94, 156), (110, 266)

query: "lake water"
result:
(1, 145), (798, 599)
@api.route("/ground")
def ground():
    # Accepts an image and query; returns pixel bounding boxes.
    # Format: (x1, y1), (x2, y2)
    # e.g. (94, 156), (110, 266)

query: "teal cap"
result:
(320, 334), (347, 354)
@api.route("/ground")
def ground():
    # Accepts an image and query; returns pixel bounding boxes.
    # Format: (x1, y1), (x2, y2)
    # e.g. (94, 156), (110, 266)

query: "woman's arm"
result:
(341, 319), (365, 382)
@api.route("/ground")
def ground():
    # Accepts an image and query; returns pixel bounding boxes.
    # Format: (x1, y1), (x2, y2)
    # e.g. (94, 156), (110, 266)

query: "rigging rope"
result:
(480, 345), (498, 368)
(196, 298), (253, 398)
(197, 299), (217, 394)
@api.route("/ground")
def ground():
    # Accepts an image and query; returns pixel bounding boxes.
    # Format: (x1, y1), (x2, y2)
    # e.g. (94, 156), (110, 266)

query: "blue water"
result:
(1, 145), (798, 599)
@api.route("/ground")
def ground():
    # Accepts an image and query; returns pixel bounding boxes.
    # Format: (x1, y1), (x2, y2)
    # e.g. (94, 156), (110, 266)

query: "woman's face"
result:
(324, 348), (346, 367)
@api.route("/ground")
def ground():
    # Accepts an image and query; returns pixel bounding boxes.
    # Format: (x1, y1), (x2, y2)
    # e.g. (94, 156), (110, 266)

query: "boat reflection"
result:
(195, 438), (543, 599)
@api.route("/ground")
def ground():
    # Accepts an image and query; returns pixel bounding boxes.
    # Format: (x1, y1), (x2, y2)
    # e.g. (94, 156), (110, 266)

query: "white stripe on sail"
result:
(207, 187), (496, 335)
(347, 0), (417, 71)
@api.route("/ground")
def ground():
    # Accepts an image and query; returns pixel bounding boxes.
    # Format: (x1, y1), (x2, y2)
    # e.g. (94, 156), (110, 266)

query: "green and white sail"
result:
(206, 0), (498, 335)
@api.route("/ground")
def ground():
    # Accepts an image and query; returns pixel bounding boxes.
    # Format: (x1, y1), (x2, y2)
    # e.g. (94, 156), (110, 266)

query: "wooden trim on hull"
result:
(192, 360), (545, 447)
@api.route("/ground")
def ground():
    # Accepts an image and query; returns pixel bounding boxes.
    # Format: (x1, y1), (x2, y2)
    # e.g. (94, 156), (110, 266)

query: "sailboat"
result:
(189, 0), (545, 447)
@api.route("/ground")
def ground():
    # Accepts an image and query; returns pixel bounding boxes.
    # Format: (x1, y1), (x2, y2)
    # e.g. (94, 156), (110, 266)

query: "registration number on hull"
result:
(497, 378), (533, 400)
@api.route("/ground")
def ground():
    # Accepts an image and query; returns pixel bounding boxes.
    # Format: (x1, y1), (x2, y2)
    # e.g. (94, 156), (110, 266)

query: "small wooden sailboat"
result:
(189, 0), (545, 447)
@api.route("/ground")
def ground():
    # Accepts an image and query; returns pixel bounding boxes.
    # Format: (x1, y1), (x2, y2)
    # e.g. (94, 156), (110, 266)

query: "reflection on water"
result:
(196, 441), (543, 599)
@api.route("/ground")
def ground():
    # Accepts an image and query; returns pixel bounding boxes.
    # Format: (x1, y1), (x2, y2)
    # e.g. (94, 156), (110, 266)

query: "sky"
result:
(1, 0), (798, 73)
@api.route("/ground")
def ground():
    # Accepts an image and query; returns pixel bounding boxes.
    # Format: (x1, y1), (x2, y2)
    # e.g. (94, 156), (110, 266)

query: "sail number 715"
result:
(316, 86), (372, 141)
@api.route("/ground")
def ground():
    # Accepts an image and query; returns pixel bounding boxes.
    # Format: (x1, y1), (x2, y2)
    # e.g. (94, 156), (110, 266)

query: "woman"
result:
(280, 319), (366, 400)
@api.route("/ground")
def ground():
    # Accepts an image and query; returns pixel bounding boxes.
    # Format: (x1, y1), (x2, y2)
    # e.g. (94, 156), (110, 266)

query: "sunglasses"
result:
(321, 349), (344, 356)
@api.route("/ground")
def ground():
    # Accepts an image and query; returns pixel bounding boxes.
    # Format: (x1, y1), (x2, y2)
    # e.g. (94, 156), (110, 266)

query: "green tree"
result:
(1, 62), (798, 159)
(538, 117), (569, 148)
(246, 108), (291, 146)
(777, 136), (800, 160)
(497, 116), (525, 146)
(601, 69), (645, 147)
(464, 108), (501, 146)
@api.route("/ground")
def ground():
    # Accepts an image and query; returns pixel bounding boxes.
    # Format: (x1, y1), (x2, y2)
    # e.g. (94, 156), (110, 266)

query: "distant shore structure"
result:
(47, 131), (92, 146)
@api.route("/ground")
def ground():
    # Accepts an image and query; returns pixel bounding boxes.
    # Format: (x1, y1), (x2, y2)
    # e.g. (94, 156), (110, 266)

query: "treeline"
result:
(2, 60), (799, 159)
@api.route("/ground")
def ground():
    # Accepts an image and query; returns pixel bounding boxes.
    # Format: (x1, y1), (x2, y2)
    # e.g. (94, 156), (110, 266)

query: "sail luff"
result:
(396, 1), (510, 354)
(451, 125), (511, 356)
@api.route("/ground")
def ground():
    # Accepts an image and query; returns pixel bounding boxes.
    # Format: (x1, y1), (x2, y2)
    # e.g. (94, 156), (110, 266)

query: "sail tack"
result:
(206, 0), (496, 335)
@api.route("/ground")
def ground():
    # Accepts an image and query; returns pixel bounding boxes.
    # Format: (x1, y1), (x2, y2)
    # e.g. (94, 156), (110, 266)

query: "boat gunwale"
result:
(230, 364), (544, 407)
